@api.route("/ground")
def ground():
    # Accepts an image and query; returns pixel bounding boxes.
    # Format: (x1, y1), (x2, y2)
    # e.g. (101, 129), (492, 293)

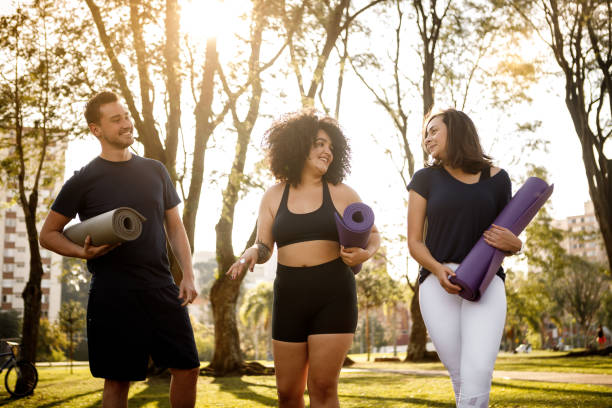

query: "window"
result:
(16, 247), (25, 253)
(2, 295), (6, 303)
(15, 277), (24, 283)
(41, 294), (48, 304)
(3, 248), (15, 257)
(3, 263), (15, 272)
(5, 218), (16, 227)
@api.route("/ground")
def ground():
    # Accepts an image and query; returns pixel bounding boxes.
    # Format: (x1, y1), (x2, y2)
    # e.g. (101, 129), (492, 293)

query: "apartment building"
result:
(0, 132), (66, 322)
(552, 201), (609, 266)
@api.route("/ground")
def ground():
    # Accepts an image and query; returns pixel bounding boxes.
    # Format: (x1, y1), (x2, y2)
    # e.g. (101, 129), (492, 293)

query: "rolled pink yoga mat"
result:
(449, 177), (554, 301)
(334, 203), (375, 274)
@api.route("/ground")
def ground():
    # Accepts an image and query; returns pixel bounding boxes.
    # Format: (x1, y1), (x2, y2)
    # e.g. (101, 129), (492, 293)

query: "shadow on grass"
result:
(129, 376), (172, 408)
(492, 380), (612, 398)
(13, 389), (102, 408)
(339, 392), (453, 407)
(212, 376), (277, 407)
(238, 376), (453, 408)
(340, 375), (453, 407)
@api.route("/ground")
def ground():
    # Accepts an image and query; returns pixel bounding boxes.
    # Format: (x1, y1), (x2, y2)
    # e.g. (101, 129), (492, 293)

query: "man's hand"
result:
(81, 235), (120, 260)
(178, 277), (198, 307)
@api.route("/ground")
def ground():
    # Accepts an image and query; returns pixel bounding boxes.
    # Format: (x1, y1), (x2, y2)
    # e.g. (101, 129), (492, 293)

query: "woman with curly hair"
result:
(407, 108), (522, 407)
(227, 109), (380, 408)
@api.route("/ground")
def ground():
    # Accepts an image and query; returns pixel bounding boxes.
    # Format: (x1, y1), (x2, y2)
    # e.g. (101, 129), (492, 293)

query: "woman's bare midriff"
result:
(277, 240), (341, 267)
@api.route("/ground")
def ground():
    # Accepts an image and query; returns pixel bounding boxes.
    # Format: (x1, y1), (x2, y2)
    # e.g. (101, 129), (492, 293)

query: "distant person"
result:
(597, 325), (606, 349)
(39, 91), (200, 408)
(227, 110), (380, 408)
(407, 108), (522, 407)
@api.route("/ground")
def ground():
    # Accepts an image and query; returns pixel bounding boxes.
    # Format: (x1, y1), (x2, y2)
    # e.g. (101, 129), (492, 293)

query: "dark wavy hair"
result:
(423, 108), (492, 174)
(84, 91), (119, 124)
(263, 110), (351, 185)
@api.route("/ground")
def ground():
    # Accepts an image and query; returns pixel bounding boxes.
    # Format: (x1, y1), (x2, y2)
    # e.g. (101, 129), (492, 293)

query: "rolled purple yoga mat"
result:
(449, 177), (554, 301)
(334, 202), (375, 274)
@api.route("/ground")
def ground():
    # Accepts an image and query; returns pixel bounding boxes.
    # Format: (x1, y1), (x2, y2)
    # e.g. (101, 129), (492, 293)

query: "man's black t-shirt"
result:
(51, 155), (180, 289)
(407, 165), (511, 284)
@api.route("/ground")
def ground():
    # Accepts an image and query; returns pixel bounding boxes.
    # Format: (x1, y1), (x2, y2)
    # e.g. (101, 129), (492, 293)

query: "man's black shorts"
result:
(87, 284), (200, 381)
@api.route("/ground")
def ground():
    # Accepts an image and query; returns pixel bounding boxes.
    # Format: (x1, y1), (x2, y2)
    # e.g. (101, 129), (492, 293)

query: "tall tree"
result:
(281, 0), (385, 107)
(83, 0), (227, 282)
(349, 0), (538, 361)
(355, 257), (396, 361)
(240, 282), (274, 360)
(58, 300), (86, 374)
(510, 0), (612, 272)
(0, 1), (85, 363)
(207, 0), (285, 376)
(552, 256), (609, 346)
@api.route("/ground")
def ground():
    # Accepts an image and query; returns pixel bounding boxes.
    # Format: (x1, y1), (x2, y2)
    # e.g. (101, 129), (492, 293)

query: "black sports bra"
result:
(272, 181), (340, 248)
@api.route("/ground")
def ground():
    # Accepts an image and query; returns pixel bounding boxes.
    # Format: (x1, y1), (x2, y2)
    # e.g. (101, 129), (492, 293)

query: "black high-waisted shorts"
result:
(272, 257), (358, 342)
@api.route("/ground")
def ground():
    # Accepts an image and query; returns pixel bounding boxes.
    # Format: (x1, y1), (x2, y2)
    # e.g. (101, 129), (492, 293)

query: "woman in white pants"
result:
(407, 108), (522, 407)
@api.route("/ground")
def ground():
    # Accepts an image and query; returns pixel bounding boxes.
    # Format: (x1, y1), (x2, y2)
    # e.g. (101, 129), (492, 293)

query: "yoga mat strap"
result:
(334, 202), (375, 274)
(63, 207), (147, 246)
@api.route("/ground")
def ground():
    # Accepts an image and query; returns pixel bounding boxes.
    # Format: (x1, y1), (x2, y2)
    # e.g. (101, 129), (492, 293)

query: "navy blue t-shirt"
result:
(407, 166), (511, 284)
(51, 155), (180, 289)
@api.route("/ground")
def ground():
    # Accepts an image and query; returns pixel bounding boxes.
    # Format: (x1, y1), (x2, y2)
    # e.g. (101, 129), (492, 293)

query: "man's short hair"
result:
(84, 91), (119, 124)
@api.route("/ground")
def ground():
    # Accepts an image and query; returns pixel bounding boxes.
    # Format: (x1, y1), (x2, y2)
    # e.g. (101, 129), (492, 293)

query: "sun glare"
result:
(181, 0), (243, 41)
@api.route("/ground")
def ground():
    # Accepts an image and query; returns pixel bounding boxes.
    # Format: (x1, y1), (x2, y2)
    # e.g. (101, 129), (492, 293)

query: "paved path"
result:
(343, 367), (612, 387)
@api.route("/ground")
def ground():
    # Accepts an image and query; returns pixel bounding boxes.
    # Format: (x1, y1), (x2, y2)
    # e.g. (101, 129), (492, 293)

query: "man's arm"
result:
(164, 206), (198, 306)
(39, 210), (117, 259)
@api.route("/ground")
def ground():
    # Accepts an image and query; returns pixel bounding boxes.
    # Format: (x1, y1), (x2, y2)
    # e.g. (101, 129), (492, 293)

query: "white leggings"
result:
(419, 263), (506, 408)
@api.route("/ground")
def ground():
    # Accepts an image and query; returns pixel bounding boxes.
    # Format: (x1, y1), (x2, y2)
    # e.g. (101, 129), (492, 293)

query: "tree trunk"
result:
(207, 124), (257, 375)
(184, 37), (217, 250)
(208, 272), (244, 375)
(163, 0), (181, 176)
(365, 306), (370, 361)
(21, 199), (44, 363)
(543, 0), (612, 272)
(70, 332), (74, 374)
(405, 281), (427, 361)
(206, 4), (270, 375)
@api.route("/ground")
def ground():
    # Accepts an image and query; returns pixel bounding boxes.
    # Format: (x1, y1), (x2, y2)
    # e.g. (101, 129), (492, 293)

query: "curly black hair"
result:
(263, 109), (351, 185)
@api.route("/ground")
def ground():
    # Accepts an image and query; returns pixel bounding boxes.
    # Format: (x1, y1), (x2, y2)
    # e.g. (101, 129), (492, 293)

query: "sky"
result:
(2, 0), (603, 280)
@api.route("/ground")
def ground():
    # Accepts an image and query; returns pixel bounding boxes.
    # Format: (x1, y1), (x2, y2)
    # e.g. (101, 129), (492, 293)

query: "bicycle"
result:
(0, 339), (38, 398)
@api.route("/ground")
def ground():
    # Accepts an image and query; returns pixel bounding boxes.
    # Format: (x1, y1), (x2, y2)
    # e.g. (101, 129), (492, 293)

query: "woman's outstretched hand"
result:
(226, 248), (257, 280)
(483, 224), (522, 254)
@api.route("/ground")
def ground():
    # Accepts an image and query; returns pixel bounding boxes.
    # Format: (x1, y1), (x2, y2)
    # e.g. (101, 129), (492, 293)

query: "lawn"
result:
(348, 350), (612, 375)
(0, 354), (610, 408)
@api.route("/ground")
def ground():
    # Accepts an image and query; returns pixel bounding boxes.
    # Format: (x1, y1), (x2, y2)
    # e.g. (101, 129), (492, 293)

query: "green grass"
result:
(348, 350), (612, 375)
(0, 362), (610, 408)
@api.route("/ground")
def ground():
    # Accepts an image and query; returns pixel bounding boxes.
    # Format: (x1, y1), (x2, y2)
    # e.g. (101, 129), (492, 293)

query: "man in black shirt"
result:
(40, 91), (199, 408)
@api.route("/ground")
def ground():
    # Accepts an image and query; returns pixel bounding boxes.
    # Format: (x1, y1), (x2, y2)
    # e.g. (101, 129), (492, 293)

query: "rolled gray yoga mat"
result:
(63, 207), (146, 246)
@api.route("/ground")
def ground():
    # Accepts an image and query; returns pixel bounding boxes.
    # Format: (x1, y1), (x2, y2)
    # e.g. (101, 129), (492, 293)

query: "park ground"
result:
(0, 351), (610, 407)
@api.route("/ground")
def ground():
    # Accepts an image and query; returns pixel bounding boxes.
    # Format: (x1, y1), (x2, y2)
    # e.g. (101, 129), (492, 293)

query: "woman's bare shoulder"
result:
(328, 182), (361, 205)
(260, 182), (285, 214)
